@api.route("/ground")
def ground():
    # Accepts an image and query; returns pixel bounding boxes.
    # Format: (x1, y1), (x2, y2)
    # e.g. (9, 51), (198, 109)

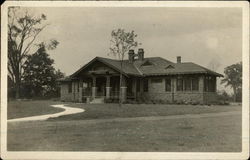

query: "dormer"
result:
(141, 60), (154, 67)
(165, 64), (174, 69)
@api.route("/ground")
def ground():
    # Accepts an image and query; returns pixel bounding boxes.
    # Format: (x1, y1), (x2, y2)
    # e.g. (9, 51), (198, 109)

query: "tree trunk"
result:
(15, 75), (20, 99)
(119, 72), (122, 106)
(119, 59), (124, 106)
(233, 86), (237, 102)
(14, 64), (21, 99)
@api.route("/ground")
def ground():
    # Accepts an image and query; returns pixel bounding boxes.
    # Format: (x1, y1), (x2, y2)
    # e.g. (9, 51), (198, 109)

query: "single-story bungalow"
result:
(58, 48), (223, 104)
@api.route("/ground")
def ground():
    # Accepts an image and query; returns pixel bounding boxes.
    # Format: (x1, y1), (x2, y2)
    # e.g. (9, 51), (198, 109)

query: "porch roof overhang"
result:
(70, 57), (130, 78)
(143, 71), (223, 77)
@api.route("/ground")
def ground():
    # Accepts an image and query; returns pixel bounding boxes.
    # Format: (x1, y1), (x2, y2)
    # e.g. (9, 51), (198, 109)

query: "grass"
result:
(7, 100), (242, 151)
(8, 113), (241, 152)
(48, 103), (241, 121)
(8, 100), (64, 119)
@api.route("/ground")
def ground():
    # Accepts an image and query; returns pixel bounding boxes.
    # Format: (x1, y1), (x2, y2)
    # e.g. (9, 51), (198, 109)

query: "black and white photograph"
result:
(1, 1), (249, 160)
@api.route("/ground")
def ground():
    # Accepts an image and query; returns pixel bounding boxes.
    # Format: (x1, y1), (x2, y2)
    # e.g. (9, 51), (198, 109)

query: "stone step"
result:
(90, 97), (105, 104)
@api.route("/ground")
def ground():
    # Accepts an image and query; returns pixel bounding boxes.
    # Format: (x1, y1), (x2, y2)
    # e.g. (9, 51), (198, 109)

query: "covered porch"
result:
(72, 75), (137, 103)
(61, 57), (142, 103)
(70, 72), (139, 103)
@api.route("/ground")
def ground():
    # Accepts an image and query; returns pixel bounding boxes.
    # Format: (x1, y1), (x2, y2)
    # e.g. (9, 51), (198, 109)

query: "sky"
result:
(23, 7), (242, 92)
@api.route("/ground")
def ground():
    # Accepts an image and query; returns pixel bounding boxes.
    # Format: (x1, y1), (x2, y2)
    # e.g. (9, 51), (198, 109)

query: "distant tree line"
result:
(8, 7), (64, 99)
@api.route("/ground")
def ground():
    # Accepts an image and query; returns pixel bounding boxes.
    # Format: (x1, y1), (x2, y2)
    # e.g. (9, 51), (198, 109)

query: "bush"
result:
(216, 91), (231, 105)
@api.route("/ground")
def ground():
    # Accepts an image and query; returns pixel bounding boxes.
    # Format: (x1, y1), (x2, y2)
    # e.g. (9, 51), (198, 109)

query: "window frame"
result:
(136, 79), (141, 92)
(204, 76), (216, 92)
(165, 78), (171, 92)
(191, 77), (199, 91)
(184, 77), (191, 91)
(176, 76), (200, 92)
(68, 82), (72, 93)
(176, 78), (183, 91)
(143, 79), (149, 92)
(151, 78), (162, 83)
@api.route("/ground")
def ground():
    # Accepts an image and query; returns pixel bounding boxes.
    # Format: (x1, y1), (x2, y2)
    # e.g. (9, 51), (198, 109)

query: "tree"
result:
(8, 7), (58, 98)
(22, 43), (64, 98)
(109, 29), (140, 104)
(221, 62), (242, 102)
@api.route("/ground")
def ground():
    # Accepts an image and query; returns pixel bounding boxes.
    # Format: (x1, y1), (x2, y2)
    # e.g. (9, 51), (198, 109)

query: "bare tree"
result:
(207, 58), (221, 71)
(109, 29), (140, 104)
(8, 7), (58, 98)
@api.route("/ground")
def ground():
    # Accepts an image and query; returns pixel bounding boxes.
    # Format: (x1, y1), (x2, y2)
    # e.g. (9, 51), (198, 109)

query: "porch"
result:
(71, 75), (138, 103)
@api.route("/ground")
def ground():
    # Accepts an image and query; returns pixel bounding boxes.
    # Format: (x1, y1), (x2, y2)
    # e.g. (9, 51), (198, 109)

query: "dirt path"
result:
(8, 104), (85, 122)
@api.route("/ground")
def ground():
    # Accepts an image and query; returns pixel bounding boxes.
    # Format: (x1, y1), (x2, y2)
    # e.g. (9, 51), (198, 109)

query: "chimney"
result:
(138, 48), (144, 61)
(128, 49), (135, 63)
(177, 56), (181, 63)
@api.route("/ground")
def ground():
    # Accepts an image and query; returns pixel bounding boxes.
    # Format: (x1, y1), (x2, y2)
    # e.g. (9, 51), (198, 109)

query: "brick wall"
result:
(204, 92), (218, 104)
(137, 76), (206, 104)
(174, 92), (203, 103)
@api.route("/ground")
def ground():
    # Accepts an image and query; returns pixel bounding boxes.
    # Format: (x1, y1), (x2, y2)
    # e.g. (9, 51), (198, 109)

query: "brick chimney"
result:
(128, 49), (135, 63)
(138, 48), (144, 61)
(177, 56), (181, 63)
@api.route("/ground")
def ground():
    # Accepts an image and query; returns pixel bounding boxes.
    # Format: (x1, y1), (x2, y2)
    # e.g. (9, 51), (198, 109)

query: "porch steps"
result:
(90, 97), (105, 104)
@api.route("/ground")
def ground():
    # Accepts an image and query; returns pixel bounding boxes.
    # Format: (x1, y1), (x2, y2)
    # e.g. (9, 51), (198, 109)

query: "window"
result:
(184, 78), (191, 91)
(77, 81), (79, 92)
(177, 78), (183, 91)
(136, 79), (141, 92)
(204, 76), (216, 92)
(177, 76), (199, 92)
(68, 82), (72, 93)
(151, 78), (162, 83)
(143, 79), (148, 92)
(191, 78), (199, 91)
(165, 78), (171, 92)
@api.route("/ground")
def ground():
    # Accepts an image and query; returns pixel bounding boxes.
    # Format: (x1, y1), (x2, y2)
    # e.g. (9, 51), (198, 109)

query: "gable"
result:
(71, 58), (120, 78)
(86, 61), (118, 74)
(165, 65), (174, 69)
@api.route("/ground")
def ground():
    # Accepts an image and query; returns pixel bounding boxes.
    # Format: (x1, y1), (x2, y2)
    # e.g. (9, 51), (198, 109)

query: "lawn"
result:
(8, 113), (241, 152)
(8, 100), (64, 119)
(48, 103), (241, 121)
(7, 100), (242, 151)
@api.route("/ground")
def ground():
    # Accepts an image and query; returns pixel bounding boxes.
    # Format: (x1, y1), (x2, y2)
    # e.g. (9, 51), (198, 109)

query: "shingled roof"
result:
(68, 56), (223, 79)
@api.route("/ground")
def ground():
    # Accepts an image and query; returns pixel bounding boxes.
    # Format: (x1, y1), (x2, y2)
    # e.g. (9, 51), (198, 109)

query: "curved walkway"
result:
(8, 104), (85, 123)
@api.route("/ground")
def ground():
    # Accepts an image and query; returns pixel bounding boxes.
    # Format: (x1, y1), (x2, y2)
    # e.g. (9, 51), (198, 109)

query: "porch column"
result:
(199, 76), (204, 93)
(120, 75), (127, 103)
(171, 77), (176, 103)
(92, 76), (97, 98)
(79, 78), (83, 102)
(106, 76), (111, 99)
(132, 78), (137, 99)
(199, 75), (205, 103)
(71, 81), (75, 101)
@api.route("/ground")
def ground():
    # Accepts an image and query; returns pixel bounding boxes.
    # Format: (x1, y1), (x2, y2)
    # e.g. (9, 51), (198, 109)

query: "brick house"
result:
(58, 48), (223, 104)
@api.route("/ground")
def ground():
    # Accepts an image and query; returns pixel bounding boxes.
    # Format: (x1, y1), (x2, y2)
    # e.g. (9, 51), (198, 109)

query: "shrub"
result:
(104, 98), (113, 103)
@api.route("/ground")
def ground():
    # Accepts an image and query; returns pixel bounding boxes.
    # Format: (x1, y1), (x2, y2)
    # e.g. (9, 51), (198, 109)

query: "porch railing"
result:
(82, 88), (135, 99)
(82, 88), (91, 97)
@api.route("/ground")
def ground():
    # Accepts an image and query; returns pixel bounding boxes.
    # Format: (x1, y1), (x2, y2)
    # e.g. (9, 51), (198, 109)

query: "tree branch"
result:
(21, 24), (48, 60)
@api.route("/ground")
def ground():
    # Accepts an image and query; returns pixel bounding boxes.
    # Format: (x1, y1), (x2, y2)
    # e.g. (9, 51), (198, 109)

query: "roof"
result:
(68, 56), (223, 79)
(57, 76), (72, 82)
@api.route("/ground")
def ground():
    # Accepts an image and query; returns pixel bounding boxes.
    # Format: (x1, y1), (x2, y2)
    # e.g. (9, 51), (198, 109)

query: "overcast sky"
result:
(24, 7), (242, 92)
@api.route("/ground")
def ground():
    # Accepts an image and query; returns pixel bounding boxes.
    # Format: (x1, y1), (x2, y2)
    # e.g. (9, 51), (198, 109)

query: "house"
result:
(58, 48), (223, 104)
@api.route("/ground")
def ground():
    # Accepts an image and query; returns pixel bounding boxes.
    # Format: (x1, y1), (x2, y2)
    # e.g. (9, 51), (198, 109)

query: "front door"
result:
(96, 77), (106, 97)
